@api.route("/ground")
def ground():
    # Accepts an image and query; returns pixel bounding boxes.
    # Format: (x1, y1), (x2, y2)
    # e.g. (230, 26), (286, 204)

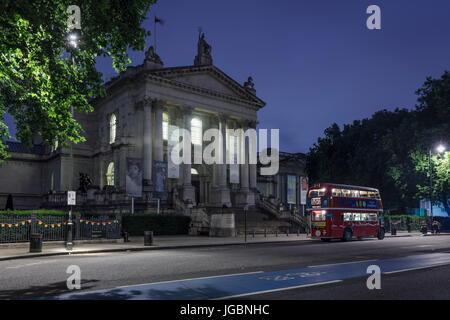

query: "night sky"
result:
(4, 0), (450, 153)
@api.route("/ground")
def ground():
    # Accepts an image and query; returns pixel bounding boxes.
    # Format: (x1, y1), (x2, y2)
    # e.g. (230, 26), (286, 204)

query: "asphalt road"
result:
(1, 235), (450, 299)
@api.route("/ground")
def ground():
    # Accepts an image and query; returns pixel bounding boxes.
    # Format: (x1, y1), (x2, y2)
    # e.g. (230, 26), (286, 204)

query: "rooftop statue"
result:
(194, 32), (213, 66)
(145, 46), (163, 65)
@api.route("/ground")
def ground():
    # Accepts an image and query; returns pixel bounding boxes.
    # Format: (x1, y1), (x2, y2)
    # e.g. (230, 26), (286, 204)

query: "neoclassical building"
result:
(0, 34), (266, 212)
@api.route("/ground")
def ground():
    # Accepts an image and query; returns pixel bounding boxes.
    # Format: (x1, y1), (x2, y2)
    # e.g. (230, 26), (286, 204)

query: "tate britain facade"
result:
(0, 35), (272, 212)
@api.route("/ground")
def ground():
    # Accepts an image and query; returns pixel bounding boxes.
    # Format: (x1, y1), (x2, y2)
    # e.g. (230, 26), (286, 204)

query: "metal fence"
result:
(0, 213), (121, 243)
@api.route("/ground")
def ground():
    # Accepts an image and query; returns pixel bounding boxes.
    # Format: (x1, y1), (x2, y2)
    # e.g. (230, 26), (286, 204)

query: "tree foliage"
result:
(0, 0), (156, 159)
(307, 71), (450, 210)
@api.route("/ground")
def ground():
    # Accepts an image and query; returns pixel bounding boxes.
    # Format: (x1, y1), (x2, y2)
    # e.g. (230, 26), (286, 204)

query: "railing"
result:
(0, 213), (121, 243)
(257, 196), (309, 232)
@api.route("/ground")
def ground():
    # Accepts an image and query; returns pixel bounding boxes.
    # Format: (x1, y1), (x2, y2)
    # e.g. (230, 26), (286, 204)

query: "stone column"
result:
(240, 122), (250, 193)
(249, 121), (257, 191)
(142, 98), (153, 191)
(219, 116), (228, 188)
(236, 120), (255, 206)
(182, 107), (195, 203)
(211, 114), (231, 207)
(153, 99), (164, 162)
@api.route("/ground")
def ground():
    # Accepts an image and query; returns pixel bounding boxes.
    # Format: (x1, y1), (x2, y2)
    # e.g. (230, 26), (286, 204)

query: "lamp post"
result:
(66, 31), (80, 251)
(429, 144), (447, 222)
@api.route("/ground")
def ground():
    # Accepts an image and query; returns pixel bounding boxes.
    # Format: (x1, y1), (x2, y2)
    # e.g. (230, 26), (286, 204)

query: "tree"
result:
(0, 0), (156, 160)
(307, 71), (450, 210)
(412, 150), (450, 215)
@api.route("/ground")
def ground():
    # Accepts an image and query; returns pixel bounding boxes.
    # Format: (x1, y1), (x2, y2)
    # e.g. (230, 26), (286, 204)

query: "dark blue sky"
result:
(5, 0), (450, 153)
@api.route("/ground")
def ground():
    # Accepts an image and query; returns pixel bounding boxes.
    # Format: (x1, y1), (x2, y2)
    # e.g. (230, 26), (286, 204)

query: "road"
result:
(1, 235), (450, 299)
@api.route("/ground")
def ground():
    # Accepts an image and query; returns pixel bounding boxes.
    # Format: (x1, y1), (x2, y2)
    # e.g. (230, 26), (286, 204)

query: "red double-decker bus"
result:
(306, 183), (385, 241)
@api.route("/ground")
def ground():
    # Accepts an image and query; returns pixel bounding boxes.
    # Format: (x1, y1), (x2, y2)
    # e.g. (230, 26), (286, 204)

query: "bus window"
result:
(309, 189), (325, 198)
(342, 189), (351, 197)
(368, 213), (378, 221)
(360, 190), (368, 198)
(368, 192), (380, 199)
(343, 213), (352, 221)
(312, 210), (326, 221)
(332, 188), (343, 197)
(353, 213), (362, 221)
(351, 190), (360, 198)
(361, 213), (370, 221)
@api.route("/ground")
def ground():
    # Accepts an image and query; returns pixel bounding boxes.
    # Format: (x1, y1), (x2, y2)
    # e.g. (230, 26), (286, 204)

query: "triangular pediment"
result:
(148, 66), (265, 107)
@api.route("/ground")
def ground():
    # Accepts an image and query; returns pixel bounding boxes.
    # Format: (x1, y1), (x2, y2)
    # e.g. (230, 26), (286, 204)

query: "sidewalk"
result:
(0, 233), (310, 261)
(0, 231), (446, 262)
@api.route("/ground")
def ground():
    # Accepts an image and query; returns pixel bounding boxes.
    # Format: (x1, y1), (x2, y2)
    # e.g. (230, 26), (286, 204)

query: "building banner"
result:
(168, 124), (179, 179)
(300, 176), (308, 205)
(126, 157), (142, 197)
(153, 161), (168, 199)
(287, 175), (296, 204)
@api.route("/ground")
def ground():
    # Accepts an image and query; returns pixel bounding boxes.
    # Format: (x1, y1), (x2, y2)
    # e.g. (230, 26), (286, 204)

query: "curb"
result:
(0, 238), (313, 262)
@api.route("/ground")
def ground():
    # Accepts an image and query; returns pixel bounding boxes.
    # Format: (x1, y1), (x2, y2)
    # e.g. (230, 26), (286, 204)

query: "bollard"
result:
(286, 230), (289, 237)
(144, 231), (154, 246)
(253, 230), (255, 238)
(29, 233), (42, 253)
(276, 230), (278, 237)
(123, 231), (129, 243)
(297, 229), (300, 237)
(264, 228), (267, 238)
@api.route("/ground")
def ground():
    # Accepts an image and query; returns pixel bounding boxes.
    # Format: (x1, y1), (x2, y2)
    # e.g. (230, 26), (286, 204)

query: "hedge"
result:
(122, 214), (191, 236)
(384, 215), (431, 231)
(0, 210), (116, 217)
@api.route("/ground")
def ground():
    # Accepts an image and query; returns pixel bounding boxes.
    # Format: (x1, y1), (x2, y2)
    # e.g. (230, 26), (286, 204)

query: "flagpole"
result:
(154, 16), (157, 52)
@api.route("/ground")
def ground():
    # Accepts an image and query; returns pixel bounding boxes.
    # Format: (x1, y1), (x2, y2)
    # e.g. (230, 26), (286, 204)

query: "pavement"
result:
(0, 230), (443, 262)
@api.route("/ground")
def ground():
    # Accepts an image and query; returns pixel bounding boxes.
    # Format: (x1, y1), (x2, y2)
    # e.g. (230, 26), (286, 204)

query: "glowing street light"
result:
(68, 33), (78, 48)
(436, 144), (446, 154)
(428, 142), (447, 222)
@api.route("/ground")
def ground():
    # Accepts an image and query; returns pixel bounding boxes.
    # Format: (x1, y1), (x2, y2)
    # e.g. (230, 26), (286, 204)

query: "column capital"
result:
(182, 105), (194, 116)
(217, 113), (230, 124)
(239, 119), (257, 129)
(152, 98), (165, 110)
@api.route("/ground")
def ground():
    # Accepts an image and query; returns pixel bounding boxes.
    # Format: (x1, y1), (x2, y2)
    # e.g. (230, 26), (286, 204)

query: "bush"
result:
(384, 214), (431, 231)
(0, 210), (116, 218)
(122, 214), (191, 236)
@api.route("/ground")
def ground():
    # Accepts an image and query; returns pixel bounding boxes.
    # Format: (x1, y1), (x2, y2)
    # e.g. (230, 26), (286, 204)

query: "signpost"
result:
(67, 191), (76, 251)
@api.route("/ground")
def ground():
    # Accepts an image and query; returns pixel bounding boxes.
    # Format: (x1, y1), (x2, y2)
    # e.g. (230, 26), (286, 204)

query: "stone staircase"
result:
(257, 195), (309, 233)
(232, 207), (291, 235)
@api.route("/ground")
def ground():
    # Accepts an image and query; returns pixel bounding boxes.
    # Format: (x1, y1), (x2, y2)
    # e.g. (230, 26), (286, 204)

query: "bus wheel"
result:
(321, 238), (331, 242)
(342, 229), (352, 242)
(377, 227), (385, 240)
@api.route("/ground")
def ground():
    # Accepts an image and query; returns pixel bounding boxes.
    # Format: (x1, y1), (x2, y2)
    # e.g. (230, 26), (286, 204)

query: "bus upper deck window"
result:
(332, 189), (342, 197)
(309, 188), (326, 198)
(351, 190), (359, 198)
(360, 190), (368, 198)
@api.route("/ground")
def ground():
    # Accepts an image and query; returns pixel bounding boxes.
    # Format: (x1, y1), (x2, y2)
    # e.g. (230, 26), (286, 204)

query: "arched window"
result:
(163, 113), (169, 140)
(191, 118), (202, 145)
(106, 162), (115, 186)
(109, 114), (116, 144)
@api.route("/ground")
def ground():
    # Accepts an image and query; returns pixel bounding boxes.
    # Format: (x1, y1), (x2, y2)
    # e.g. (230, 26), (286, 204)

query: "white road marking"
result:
(308, 259), (378, 268)
(5, 261), (49, 269)
(383, 262), (450, 274)
(214, 280), (343, 299)
(115, 270), (264, 288)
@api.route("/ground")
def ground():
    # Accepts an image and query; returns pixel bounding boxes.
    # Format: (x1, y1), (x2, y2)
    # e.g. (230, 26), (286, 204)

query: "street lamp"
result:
(429, 143), (447, 221)
(436, 144), (446, 154)
(65, 31), (80, 251)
